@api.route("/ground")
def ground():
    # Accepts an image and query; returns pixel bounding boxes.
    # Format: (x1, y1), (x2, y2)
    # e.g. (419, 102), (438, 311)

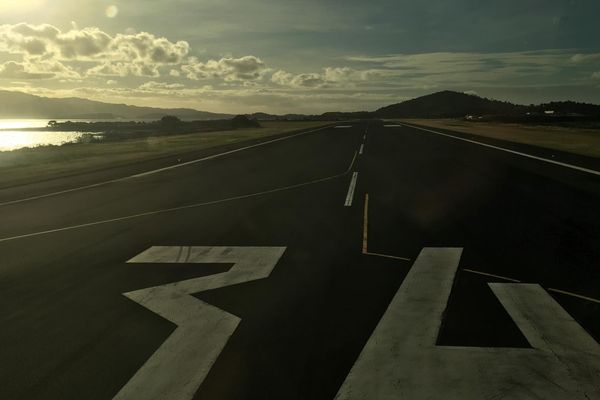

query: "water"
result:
(0, 119), (96, 151)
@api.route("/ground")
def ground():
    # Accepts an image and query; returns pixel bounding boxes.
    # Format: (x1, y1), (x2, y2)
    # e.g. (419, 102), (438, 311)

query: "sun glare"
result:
(105, 5), (119, 18)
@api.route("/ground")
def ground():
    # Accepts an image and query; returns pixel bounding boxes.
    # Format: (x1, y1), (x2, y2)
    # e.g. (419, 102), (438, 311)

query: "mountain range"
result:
(1, 89), (599, 121)
(0, 90), (232, 120)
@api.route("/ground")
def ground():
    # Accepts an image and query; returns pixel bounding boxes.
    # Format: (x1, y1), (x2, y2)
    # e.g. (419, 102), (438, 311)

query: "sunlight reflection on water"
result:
(0, 131), (88, 151)
(0, 119), (92, 151)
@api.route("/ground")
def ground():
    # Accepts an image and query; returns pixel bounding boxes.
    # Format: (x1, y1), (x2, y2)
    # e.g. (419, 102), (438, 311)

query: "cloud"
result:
(272, 70), (327, 88)
(570, 53), (600, 63)
(182, 55), (267, 81)
(139, 81), (186, 91)
(0, 60), (79, 80)
(344, 50), (600, 88)
(0, 23), (190, 78)
(1, 23), (268, 82)
(86, 62), (159, 77)
(0, 61), (53, 79)
(271, 67), (381, 88)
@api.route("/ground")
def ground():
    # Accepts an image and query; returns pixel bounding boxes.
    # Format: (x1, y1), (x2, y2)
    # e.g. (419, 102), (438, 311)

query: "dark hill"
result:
(375, 91), (525, 118)
(0, 90), (232, 120)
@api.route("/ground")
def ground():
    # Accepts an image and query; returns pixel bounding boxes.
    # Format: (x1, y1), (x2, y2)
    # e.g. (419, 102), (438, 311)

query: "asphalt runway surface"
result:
(0, 121), (598, 399)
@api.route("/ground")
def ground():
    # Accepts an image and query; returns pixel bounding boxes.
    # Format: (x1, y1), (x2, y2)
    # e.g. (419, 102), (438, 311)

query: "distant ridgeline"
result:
(374, 91), (600, 121)
(246, 91), (600, 123)
(2, 88), (599, 124)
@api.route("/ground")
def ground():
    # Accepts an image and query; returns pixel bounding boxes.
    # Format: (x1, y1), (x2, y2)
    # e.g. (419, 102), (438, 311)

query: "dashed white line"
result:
(335, 125), (353, 129)
(359, 144), (364, 155)
(400, 123), (600, 177)
(384, 124), (402, 127)
(344, 172), (358, 207)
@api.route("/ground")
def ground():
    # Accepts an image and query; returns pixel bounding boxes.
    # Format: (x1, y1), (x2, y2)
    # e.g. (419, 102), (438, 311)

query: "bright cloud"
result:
(0, 59), (79, 80)
(182, 55), (267, 81)
(0, 23), (189, 63)
(272, 67), (385, 88)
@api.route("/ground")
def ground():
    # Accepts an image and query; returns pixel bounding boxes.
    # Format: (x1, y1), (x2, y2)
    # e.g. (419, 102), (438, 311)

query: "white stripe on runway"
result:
(335, 125), (353, 129)
(490, 283), (600, 354)
(0, 125), (332, 207)
(336, 248), (600, 400)
(400, 123), (600, 176)
(115, 246), (286, 400)
(359, 144), (364, 155)
(344, 172), (358, 206)
(0, 151), (358, 243)
(132, 126), (331, 178)
(384, 124), (402, 127)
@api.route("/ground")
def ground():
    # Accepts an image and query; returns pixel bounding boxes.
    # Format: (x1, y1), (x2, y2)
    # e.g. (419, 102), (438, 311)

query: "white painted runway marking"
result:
(548, 287), (600, 304)
(336, 248), (600, 400)
(335, 125), (353, 129)
(132, 126), (331, 177)
(0, 151), (358, 243)
(462, 268), (522, 283)
(344, 172), (358, 207)
(359, 144), (364, 155)
(0, 125), (332, 207)
(401, 123), (600, 177)
(383, 124), (402, 127)
(114, 246), (286, 400)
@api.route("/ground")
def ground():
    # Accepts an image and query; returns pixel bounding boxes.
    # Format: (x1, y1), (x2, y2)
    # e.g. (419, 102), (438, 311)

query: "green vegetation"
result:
(0, 121), (330, 189)
(35, 115), (262, 141)
(399, 119), (600, 159)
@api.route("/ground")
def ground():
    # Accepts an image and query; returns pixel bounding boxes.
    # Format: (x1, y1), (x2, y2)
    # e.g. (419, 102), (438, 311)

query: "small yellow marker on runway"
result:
(362, 193), (369, 253)
(362, 193), (411, 261)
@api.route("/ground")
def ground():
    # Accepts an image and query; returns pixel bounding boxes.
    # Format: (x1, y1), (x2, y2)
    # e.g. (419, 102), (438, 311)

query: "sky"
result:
(0, 0), (599, 114)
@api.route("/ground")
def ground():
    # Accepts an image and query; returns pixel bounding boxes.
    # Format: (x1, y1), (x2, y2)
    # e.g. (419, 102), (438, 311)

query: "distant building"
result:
(544, 110), (555, 115)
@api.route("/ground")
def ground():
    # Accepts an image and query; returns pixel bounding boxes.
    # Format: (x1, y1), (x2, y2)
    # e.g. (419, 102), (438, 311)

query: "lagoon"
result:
(0, 119), (100, 151)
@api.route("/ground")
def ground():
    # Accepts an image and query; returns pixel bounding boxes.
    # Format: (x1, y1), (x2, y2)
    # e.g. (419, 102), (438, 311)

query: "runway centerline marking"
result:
(344, 172), (358, 207)
(0, 125), (333, 207)
(114, 246), (286, 400)
(0, 151), (358, 243)
(336, 248), (600, 399)
(359, 143), (364, 155)
(335, 125), (353, 129)
(400, 123), (600, 176)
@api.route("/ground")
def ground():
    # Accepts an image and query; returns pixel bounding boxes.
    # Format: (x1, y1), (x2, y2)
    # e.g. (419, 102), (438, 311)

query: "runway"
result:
(1, 120), (598, 399)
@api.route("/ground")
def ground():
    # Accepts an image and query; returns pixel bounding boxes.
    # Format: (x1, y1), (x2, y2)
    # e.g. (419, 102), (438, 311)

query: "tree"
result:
(232, 115), (260, 128)
(160, 115), (182, 126)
